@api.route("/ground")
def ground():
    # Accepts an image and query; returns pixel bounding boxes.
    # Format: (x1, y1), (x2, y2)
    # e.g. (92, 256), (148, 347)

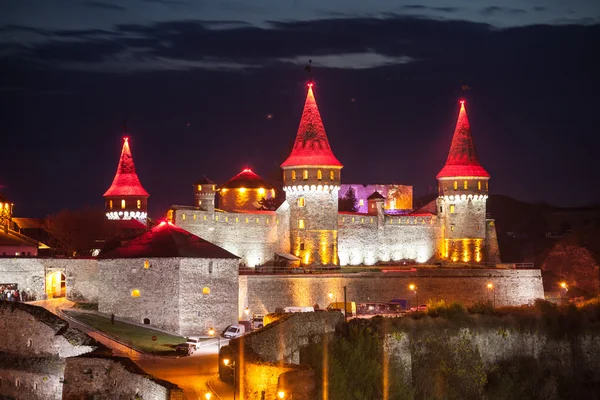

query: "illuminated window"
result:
(283, 172), (286, 181)
(303, 170), (308, 180)
(235, 217), (239, 223)
(245, 218), (249, 223)
(225, 216), (228, 222)
(109, 200), (113, 209)
(359, 199), (364, 206)
(212, 185), (216, 191)
(291, 170), (296, 180)
(450, 224), (455, 231)
(317, 170), (322, 180)
(453, 181), (458, 190)
(198, 200), (202, 206)
(297, 198), (305, 207)
(330, 170), (334, 180)
(256, 218), (259, 223)
(464, 181), (468, 189)
(361, 218), (364, 224)
(198, 185), (202, 191)
(449, 205), (455, 213)
(477, 181), (481, 190)
(298, 219), (305, 229)
(121, 199), (126, 209)
(137, 200), (141, 209)
(193, 214), (197, 220)
(182, 214), (186, 220)
(258, 188), (265, 195)
(202, 287), (210, 295)
(131, 289), (141, 297)
(486, 181), (489, 191)
(215, 216), (218, 221)
(144, 260), (150, 269)
(203, 215), (207, 221)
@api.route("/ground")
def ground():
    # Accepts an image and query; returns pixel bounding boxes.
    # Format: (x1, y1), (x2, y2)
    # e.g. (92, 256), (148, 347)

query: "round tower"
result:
(194, 176), (216, 212)
(436, 100), (490, 263)
(104, 136), (149, 224)
(281, 83), (342, 266)
(218, 168), (275, 212)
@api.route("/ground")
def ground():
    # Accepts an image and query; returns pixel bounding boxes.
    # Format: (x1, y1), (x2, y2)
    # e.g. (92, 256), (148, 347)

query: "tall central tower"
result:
(281, 83), (343, 266)
(437, 100), (490, 263)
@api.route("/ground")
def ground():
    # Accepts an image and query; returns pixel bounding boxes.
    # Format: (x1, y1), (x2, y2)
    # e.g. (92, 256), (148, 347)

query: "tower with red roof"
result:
(437, 100), (491, 262)
(282, 83), (342, 266)
(219, 168), (275, 212)
(104, 137), (149, 224)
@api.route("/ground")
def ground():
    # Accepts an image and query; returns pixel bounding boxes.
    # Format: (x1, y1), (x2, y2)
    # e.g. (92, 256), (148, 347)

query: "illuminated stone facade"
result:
(170, 89), (499, 267)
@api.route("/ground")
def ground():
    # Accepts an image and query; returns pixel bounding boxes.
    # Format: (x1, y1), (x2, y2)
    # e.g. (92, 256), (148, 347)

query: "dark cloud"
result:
(481, 6), (527, 16)
(402, 5), (460, 13)
(533, 7), (547, 12)
(84, 1), (127, 11)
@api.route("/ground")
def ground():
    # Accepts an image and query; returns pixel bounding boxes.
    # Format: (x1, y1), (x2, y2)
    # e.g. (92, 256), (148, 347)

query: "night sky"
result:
(1, 0), (599, 219)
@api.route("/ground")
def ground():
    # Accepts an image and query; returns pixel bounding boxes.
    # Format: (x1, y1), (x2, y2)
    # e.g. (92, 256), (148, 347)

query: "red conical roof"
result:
(104, 137), (149, 197)
(437, 101), (489, 178)
(281, 84), (342, 167)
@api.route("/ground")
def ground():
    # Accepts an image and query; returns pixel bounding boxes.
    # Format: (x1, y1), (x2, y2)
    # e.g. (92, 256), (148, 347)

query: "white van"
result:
(222, 324), (246, 339)
(283, 306), (315, 313)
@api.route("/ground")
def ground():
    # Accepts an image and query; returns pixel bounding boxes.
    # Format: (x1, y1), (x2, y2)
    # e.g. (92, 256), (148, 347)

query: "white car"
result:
(222, 324), (246, 339)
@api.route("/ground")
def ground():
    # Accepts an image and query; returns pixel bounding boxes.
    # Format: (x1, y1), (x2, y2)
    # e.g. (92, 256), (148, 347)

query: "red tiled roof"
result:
(99, 221), (238, 259)
(281, 85), (342, 167)
(221, 168), (274, 189)
(112, 219), (147, 230)
(437, 101), (489, 179)
(104, 138), (149, 197)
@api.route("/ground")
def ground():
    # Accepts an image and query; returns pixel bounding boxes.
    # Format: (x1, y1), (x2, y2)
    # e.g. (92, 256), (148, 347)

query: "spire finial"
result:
(304, 59), (313, 86)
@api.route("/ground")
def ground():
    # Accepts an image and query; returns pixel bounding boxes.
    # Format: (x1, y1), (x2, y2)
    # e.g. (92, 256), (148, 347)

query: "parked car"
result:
(252, 314), (264, 329)
(283, 306), (315, 313)
(409, 305), (429, 312)
(222, 324), (246, 339)
(327, 302), (356, 316)
(175, 342), (195, 355)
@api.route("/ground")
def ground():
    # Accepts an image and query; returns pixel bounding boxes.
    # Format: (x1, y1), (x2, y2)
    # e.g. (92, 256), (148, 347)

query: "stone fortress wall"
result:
(98, 257), (239, 335)
(172, 206), (291, 267)
(338, 214), (441, 265)
(240, 268), (544, 316)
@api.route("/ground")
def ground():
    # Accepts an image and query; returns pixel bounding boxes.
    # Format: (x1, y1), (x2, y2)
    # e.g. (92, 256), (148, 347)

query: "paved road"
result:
(31, 299), (235, 400)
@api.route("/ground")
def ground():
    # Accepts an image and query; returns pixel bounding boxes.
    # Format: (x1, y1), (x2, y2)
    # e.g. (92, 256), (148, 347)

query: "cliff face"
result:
(385, 320), (600, 399)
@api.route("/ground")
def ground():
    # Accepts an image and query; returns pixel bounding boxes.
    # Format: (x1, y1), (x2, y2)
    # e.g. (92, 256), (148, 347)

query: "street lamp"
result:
(328, 292), (333, 300)
(487, 283), (495, 308)
(559, 282), (568, 299)
(205, 392), (212, 400)
(223, 358), (236, 400)
(409, 284), (418, 310)
(244, 307), (250, 318)
(208, 327), (220, 350)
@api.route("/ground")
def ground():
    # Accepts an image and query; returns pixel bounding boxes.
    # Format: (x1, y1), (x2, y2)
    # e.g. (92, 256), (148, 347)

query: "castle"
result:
(140, 84), (501, 268)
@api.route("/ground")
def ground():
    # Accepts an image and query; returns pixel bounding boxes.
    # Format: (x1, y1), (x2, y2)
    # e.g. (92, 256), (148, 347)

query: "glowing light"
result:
(560, 282), (567, 289)
(328, 292), (333, 299)
(208, 328), (215, 336)
(244, 307), (250, 315)
(278, 391), (285, 399)
(409, 284), (416, 291)
(131, 289), (140, 297)
(460, 100), (465, 105)
(205, 393), (212, 400)
(257, 188), (265, 195)
(223, 358), (230, 366)
(144, 260), (150, 269)
(202, 287), (210, 295)
(239, 188), (246, 193)
(487, 283), (493, 289)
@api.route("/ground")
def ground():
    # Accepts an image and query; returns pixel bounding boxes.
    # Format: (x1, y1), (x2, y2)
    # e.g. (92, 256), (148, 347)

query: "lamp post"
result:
(223, 358), (236, 400)
(487, 283), (495, 308)
(208, 327), (220, 351)
(409, 284), (418, 310)
(559, 282), (568, 300)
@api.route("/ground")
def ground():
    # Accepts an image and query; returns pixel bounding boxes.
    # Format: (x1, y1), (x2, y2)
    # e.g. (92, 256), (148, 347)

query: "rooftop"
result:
(220, 168), (274, 190)
(99, 221), (238, 259)
(104, 137), (149, 198)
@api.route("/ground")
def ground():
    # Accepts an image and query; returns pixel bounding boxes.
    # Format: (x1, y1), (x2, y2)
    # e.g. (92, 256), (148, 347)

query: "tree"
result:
(45, 207), (126, 256)
(257, 197), (278, 211)
(339, 187), (359, 212)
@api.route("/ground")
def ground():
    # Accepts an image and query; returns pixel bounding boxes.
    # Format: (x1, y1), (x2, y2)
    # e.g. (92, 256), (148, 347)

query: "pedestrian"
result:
(111, 314), (115, 325)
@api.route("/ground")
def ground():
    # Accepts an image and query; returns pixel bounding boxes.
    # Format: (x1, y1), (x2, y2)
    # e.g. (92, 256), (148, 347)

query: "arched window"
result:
(198, 185), (202, 191)
(291, 170), (296, 181)
(463, 181), (468, 189)
(144, 260), (150, 269)
(330, 170), (335, 180)
(486, 181), (489, 191)
(109, 200), (113, 209)
(317, 170), (322, 180)
(453, 181), (458, 190)
(478, 181), (481, 190)
(137, 199), (141, 209)
(121, 199), (126, 209)
(303, 170), (308, 180)
(298, 219), (305, 229)
(143, 318), (150, 325)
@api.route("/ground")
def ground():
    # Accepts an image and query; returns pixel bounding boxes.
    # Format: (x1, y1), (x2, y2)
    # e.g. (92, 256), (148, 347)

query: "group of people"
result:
(0, 284), (32, 302)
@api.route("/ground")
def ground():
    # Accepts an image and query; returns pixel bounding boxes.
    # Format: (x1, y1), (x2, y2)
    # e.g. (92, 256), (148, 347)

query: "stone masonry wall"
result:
(98, 257), (181, 332)
(63, 355), (183, 400)
(241, 269), (544, 315)
(178, 258), (239, 336)
(0, 257), (98, 302)
(174, 208), (289, 267)
(338, 214), (441, 265)
(0, 357), (64, 400)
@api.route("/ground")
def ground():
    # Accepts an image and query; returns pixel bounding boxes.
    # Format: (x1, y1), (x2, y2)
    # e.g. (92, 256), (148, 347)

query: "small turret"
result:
(104, 136), (149, 223)
(194, 176), (216, 212)
(367, 191), (385, 229)
(219, 168), (275, 212)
